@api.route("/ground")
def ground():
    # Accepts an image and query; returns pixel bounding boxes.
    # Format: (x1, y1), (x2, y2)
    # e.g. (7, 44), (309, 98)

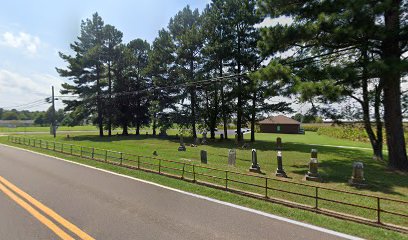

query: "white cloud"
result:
(0, 69), (64, 110)
(1, 31), (41, 55)
(255, 16), (294, 28)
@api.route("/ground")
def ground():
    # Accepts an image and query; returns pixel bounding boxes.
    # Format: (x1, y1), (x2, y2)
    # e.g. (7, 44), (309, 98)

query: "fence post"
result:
(377, 197), (381, 223)
(225, 171), (228, 189)
(120, 152), (123, 166)
(182, 163), (185, 179)
(91, 148), (95, 159)
(159, 159), (161, 173)
(265, 178), (268, 198)
(80, 146), (83, 157)
(39, 140), (42, 148)
(105, 150), (108, 162)
(315, 187), (319, 209)
(61, 143), (64, 153)
(53, 142), (55, 151)
(70, 145), (73, 155)
(33, 139), (36, 147)
(193, 165), (196, 182)
(46, 141), (48, 149)
(28, 138), (30, 146)
(137, 156), (140, 169)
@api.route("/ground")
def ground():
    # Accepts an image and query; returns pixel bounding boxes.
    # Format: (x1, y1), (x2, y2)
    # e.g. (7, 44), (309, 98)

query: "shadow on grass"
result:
(68, 134), (407, 197)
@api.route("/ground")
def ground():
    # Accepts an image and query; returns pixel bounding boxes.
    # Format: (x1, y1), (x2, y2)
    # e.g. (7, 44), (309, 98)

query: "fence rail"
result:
(7, 136), (408, 233)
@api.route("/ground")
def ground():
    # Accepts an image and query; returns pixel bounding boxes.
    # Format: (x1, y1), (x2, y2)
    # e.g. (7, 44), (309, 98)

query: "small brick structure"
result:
(259, 115), (301, 134)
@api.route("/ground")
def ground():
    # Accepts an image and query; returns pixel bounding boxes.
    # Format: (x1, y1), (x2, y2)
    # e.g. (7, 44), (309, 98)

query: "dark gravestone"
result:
(275, 151), (287, 177)
(249, 149), (261, 173)
(220, 134), (224, 140)
(200, 150), (207, 164)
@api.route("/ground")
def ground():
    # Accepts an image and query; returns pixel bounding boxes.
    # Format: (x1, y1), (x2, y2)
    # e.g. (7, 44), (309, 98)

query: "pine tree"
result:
(257, 0), (408, 170)
(57, 12), (106, 137)
(168, 6), (203, 139)
(102, 24), (123, 136)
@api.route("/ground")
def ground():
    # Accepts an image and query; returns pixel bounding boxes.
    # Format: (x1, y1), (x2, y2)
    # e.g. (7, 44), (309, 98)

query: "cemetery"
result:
(3, 130), (408, 232)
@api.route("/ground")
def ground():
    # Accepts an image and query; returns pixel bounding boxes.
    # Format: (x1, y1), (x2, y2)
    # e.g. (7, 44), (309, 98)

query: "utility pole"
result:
(52, 86), (56, 138)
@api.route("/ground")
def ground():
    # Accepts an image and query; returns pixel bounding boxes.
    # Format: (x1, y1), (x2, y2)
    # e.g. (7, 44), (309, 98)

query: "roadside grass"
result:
(0, 138), (406, 240)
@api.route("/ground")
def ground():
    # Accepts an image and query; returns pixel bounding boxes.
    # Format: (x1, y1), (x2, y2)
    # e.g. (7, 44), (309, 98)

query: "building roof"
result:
(258, 115), (300, 125)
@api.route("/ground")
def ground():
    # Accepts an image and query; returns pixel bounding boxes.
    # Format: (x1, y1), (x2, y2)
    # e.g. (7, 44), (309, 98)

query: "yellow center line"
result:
(0, 181), (74, 240)
(0, 175), (95, 240)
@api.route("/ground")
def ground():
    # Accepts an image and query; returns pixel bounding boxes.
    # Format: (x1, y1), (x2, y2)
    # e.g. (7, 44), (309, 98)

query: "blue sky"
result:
(0, 0), (209, 111)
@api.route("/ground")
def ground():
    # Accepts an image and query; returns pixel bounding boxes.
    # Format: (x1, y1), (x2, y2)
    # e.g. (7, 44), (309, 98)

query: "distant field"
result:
(0, 125), (98, 132)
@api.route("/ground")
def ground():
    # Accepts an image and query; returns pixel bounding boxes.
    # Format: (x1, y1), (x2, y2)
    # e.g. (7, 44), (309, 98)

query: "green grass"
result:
(1, 137), (407, 240)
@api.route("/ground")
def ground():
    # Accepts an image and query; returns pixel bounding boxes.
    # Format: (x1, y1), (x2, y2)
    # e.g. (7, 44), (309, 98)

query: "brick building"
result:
(258, 115), (301, 134)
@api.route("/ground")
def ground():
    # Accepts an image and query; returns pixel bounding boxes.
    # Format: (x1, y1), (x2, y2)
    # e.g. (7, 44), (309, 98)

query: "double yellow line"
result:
(0, 175), (94, 240)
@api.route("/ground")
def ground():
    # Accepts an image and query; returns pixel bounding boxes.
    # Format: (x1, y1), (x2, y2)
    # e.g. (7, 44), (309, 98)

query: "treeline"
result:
(0, 108), (67, 126)
(0, 108), (40, 121)
(57, 0), (291, 141)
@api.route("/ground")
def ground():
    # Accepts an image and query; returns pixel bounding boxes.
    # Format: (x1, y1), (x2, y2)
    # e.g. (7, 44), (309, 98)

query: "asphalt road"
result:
(0, 144), (360, 240)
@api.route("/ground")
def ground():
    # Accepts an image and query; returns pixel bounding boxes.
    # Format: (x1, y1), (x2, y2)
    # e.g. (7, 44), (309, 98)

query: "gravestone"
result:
(275, 151), (287, 177)
(228, 149), (236, 166)
(249, 149), (261, 173)
(153, 150), (158, 156)
(220, 134), (224, 140)
(305, 149), (322, 182)
(276, 137), (282, 150)
(349, 162), (366, 186)
(178, 135), (186, 151)
(200, 150), (207, 164)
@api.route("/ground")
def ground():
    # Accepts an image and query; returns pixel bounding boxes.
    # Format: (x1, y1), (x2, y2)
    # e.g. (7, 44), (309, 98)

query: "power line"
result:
(56, 46), (358, 103)
(2, 98), (48, 109)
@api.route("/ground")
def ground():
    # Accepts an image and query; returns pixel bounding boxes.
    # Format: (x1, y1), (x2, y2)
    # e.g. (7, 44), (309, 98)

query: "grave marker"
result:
(200, 150), (207, 164)
(249, 149), (261, 173)
(228, 149), (236, 166)
(349, 162), (366, 186)
(305, 149), (322, 182)
(275, 151), (287, 177)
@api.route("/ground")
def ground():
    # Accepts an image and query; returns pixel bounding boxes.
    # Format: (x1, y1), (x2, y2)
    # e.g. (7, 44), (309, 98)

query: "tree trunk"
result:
(374, 85), (383, 161)
(136, 122), (140, 135)
(190, 59), (197, 139)
(220, 63), (228, 139)
(122, 123), (128, 135)
(382, 0), (408, 170)
(236, 27), (242, 142)
(360, 47), (383, 161)
(152, 115), (157, 136)
(250, 90), (256, 142)
(108, 61), (112, 136)
(210, 84), (218, 139)
(96, 63), (103, 137)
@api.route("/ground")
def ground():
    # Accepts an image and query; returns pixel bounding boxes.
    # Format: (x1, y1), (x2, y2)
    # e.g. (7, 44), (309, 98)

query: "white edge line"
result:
(0, 143), (364, 240)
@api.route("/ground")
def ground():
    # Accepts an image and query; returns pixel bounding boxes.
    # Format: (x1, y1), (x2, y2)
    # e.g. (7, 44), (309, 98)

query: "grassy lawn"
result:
(0, 130), (408, 239)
